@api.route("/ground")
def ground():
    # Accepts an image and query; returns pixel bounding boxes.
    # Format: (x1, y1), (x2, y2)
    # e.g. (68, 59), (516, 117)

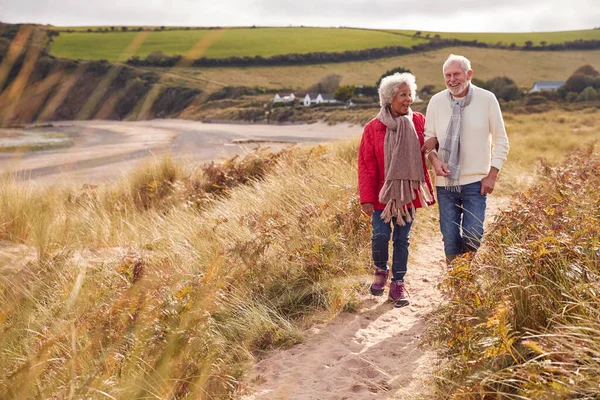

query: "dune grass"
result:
(426, 144), (600, 398)
(49, 27), (429, 62)
(0, 107), (597, 398)
(0, 142), (375, 398)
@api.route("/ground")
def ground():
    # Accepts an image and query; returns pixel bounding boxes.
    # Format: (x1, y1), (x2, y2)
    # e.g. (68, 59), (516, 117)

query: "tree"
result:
(565, 74), (595, 93)
(576, 86), (599, 102)
(573, 64), (599, 77)
(377, 66), (411, 87)
(307, 74), (341, 93)
(499, 84), (521, 101)
(524, 40), (533, 48)
(334, 85), (356, 102)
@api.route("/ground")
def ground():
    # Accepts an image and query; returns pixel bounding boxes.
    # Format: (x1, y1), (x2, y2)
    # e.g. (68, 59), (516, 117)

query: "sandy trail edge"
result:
(238, 196), (510, 400)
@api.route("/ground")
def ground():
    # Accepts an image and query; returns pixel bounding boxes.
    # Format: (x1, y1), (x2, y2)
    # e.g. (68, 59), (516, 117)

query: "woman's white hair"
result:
(443, 54), (472, 74)
(378, 72), (417, 107)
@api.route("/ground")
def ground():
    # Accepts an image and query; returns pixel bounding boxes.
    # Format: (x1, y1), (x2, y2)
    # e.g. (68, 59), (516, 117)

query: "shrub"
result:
(565, 91), (579, 102)
(334, 85), (355, 102)
(525, 94), (547, 105)
(428, 146), (600, 398)
(576, 86), (599, 102)
(376, 66), (411, 87)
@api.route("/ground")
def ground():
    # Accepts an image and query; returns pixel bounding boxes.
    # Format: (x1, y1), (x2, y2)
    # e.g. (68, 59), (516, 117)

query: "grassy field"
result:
(48, 26), (600, 62)
(49, 27), (429, 61)
(391, 28), (600, 46)
(165, 47), (600, 93)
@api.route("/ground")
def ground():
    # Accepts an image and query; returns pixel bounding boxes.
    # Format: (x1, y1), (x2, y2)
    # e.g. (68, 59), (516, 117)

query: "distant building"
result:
(529, 81), (565, 93)
(299, 93), (339, 107)
(273, 93), (296, 103)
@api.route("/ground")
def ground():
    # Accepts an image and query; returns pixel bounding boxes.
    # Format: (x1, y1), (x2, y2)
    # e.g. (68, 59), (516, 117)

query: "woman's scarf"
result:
(438, 84), (473, 192)
(377, 106), (433, 225)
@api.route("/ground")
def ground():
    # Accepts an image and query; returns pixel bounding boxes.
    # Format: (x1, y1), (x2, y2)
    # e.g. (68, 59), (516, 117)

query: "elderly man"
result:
(423, 54), (509, 263)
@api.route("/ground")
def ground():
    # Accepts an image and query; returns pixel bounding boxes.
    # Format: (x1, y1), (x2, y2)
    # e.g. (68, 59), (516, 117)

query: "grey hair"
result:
(443, 54), (472, 74)
(378, 72), (417, 107)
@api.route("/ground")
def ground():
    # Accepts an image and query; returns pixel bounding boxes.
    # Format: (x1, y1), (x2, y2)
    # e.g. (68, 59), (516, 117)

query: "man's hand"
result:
(430, 156), (451, 177)
(361, 202), (374, 217)
(480, 167), (499, 195)
(421, 137), (438, 153)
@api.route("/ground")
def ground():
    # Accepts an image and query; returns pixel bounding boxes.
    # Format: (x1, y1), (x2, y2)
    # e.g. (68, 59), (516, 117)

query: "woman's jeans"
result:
(436, 181), (487, 260)
(371, 209), (413, 282)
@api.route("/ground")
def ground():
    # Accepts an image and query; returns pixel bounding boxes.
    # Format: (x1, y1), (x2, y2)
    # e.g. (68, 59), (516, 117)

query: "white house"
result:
(300, 93), (339, 107)
(529, 81), (565, 93)
(273, 93), (296, 103)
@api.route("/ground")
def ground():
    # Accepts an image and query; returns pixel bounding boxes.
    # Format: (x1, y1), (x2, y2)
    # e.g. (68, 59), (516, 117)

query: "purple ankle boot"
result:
(389, 280), (409, 307)
(370, 268), (389, 296)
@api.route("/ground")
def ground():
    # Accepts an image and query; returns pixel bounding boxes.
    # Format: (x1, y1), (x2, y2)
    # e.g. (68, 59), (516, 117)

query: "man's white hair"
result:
(378, 72), (417, 107)
(443, 54), (472, 74)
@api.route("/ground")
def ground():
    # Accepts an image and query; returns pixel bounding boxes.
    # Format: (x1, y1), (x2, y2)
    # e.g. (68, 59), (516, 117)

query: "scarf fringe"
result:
(380, 180), (433, 224)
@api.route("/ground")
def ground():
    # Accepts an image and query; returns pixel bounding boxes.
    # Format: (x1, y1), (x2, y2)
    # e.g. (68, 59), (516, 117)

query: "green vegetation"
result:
(48, 27), (600, 62)
(427, 145), (600, 398)
(49, 27), (429, 61)
(398, 28), (600, 46)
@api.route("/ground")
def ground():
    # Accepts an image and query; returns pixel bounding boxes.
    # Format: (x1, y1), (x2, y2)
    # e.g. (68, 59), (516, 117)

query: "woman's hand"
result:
(421, 137), (438, 153)
(361, 203), (374, 217)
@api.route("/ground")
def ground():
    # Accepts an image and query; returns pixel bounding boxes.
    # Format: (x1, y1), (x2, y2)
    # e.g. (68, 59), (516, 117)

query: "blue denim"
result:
(371, 209), (413, 281)
(436, 181), (487, 257)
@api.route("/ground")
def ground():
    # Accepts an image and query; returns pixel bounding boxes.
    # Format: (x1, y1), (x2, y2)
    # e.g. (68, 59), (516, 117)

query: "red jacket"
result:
(358, 112), (435, 210)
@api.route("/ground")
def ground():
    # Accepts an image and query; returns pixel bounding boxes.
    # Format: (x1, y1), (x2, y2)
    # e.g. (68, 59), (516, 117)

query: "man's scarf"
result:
(438, 84), (473, 192)
(377, 106), (433, 225)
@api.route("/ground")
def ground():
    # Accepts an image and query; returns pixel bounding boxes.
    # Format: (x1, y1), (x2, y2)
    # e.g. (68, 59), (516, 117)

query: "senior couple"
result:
(358, 54), (510, 307)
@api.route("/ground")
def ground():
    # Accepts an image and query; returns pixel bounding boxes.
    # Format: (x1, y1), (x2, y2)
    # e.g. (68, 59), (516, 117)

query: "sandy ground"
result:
(0, 120), (362, 184)
(238, 196), (510, 400)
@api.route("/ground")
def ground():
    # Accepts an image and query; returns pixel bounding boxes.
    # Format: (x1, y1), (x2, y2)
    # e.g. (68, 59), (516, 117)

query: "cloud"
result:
(0, 0), (597, 32)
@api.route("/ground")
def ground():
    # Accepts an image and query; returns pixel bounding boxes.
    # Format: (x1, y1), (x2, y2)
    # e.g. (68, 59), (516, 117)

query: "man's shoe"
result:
(389, 280), (409, 307)
(370, 268), (389, 296)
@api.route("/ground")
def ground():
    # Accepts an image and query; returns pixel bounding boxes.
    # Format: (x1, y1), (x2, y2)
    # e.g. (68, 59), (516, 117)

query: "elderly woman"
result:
(357, 72), (435, 307)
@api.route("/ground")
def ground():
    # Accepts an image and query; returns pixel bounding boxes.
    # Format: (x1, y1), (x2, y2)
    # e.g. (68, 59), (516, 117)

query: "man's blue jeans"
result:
(436, 181), (487, 259)
(371, 209), (413, 282)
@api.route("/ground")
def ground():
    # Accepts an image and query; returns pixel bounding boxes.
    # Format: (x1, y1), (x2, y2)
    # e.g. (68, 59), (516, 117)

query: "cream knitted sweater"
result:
(424, 85), (510, 187)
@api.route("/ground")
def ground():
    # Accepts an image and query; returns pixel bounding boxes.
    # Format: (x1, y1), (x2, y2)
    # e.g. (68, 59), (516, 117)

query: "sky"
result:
(1, 0), (599, 33)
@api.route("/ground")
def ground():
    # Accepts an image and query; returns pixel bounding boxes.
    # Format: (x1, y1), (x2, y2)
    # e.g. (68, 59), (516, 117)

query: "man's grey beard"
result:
(448, 80), (471, 97)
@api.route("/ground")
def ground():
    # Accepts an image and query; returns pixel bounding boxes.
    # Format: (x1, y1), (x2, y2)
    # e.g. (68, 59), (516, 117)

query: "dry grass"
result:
(426, 144), (600, 398)
(0, 141), (374, 399)
(0, 108), (597, 398)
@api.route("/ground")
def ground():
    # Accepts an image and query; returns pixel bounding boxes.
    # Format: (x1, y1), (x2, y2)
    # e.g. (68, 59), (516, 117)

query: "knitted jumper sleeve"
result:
(488, 97), (510, 171)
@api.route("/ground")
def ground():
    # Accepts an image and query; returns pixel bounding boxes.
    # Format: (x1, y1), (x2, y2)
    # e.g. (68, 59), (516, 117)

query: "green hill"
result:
(47, 26), (600, 62)
(49, 27), (429, 61)
(389, 28), (600, 46)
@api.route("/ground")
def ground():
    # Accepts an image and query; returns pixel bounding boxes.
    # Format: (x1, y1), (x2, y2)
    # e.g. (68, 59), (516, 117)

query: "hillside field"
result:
(48, 26), (600, 62)
(387, 28), (600, 46)
(162, 47), (600, 93)
(49, 27), (428, 61)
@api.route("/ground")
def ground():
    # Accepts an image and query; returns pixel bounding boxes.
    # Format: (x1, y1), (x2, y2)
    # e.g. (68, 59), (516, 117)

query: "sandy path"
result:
(239, 196), (509, 400)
